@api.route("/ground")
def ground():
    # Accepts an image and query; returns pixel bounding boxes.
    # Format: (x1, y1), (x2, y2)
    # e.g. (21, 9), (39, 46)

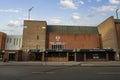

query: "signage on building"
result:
(89, 49), (105, 52)
(56, 36), (60, 41)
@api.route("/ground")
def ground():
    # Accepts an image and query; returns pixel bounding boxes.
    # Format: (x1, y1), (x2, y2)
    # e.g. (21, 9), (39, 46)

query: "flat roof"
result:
(47, 25), (98, 34)
(114, 19), (120, 22)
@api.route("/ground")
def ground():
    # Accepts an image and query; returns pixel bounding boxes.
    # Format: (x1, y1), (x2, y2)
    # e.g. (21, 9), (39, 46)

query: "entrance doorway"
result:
(35, 53), (42, 61)
(9, 53), (16, 61)
(108, 53), (115, 61)
(76, 53), (84, 61)
(0, 54), (3, 61)
(69, 53), (74, 61)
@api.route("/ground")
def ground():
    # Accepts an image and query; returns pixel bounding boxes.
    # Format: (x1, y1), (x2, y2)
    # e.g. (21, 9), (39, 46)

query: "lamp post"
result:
(45, 51), (48, 65)
(116, 9), (119, 19)
(28, 7), (34, 20)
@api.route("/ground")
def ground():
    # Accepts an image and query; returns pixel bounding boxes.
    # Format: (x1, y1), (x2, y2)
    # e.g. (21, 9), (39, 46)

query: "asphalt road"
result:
(0, 66), (120, 80)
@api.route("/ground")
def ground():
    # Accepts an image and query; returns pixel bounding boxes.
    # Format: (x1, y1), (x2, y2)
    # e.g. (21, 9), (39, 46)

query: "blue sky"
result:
(0, 0), (120, 35)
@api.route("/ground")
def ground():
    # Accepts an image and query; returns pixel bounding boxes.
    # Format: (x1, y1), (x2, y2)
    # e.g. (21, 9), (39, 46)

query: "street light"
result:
(45, 51), (48, 65)
(28, 7), (34, 20)
(116, 9), (119, 19)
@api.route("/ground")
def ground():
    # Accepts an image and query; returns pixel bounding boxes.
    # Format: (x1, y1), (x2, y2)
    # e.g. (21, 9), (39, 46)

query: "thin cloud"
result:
(96, 0), (101, 2)
(7, 20), (22, 27)
(109, 0), (120, 4)
(60, 0), (77, 9)
(0, 9), (20, 13)
(87, 5), (115, 18)
(90, 5), (117, 12)
(77, 0), (84, 5)
(72, 13), (80, 20)
(60, 0), (84, 9)
(50, 17), (61, 24)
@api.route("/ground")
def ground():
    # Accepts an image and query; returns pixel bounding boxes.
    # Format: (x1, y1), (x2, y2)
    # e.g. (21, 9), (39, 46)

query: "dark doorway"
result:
(76, 53), (84, 61)
(0, 54), (3, 61)
(108, 53), (115, 61)
(9, 53), (16, 61)
(69, 53), (74, 61)
(35, 53), (42, 61)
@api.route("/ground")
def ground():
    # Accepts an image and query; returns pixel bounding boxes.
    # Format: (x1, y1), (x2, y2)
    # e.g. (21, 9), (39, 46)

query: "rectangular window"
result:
(19, 38), (21, 48)
(0, 54), (2, 59)
(9, 38), (12, 43)
(14, 38), (16, 45)
(93, 54), (99, 59)
(51, 44), (64, 50)
(7, 38), (9, 43)
(16, 38), (18, 45)
(37, 35), (39, 40)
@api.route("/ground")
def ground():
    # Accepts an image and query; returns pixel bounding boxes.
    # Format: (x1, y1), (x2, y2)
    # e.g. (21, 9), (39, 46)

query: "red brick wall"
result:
(47, 57), (68, 62)
(0, 32), (6, 50)
(47, 33), (101, 49)
(3, 50), (22, 61)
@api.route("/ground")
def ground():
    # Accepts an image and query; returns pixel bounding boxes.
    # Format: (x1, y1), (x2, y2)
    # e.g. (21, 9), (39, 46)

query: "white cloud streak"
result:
(90, 5), (117, 12)
(109, 0), (120, 4)
(78, 0), (84, 5)
(87, 5), (116, 18)
(50, 17), (61, 24)
(96, 0), (101, 2)
(60, 0), (84, 9)
(7, 20), (22, 27)
(72, 13), (80, 20)
(0, 9), (20, 13)
(60, 0), (77, 9)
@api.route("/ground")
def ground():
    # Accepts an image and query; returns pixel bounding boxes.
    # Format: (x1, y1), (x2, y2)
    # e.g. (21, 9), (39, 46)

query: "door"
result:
(76, 53), (84, 61)
(35, 53), (42, 61)
(108, 53), (115, 61)
(9, 54), (16, 61)
(69, 53), (74, 61)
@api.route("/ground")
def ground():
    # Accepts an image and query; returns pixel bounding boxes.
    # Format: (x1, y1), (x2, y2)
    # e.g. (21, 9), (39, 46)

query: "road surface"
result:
(0, 66), (120, 80)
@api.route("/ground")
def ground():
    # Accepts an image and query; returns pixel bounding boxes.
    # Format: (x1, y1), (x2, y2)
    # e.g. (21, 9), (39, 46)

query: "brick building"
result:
(0, 32), (6, 60)
(0, 32), (6, 50)
(22, 16), (116, 62)
(23, 20), (46, 61)
(3, 35), (23, 61)
(98, 16), (120, 60)
(0, 16), (118, 62)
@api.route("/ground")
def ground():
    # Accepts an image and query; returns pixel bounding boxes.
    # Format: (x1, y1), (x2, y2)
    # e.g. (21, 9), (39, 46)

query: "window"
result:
(93, 54), (99, 59)
(47, 53), (66, 57)
(14, 38), (16, 45)
(9, 38), (12, 43)
(7, 38), (9, 43)
(37, 35), (39, 40)
(51, 44), (64, 50)
(16, 38), (18, 45)
(0, 54), (2, 59)
(19, 38), (21, 48)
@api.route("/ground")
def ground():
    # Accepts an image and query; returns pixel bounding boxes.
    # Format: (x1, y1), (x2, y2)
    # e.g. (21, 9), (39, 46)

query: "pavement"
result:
(0, 61), (120, 67)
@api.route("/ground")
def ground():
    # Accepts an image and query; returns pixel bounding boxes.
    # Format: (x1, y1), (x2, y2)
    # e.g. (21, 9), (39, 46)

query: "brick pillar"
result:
(106, 52), (109, 61)
(74, 52), (77, 61)
(84, 52), (87, 61)
(42, 52), (45, 61)
(67, 52), (69, 61)
(115, 49), (120, 61)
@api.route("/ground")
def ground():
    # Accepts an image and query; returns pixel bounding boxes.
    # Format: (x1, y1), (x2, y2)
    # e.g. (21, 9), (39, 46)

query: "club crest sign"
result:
(55, 36), (60, 41)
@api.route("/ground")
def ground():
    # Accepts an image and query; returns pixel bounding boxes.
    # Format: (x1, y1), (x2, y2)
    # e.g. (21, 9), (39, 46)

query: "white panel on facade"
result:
(5, 35), (22, 50)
